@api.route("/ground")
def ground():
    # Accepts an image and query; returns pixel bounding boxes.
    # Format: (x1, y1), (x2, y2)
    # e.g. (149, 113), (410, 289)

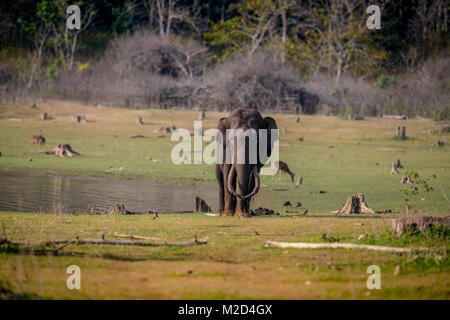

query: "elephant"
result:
(215, 108), (278, 217)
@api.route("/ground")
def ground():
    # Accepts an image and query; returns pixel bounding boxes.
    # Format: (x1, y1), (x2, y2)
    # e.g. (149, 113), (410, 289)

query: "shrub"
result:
(204, 51), (319, 113)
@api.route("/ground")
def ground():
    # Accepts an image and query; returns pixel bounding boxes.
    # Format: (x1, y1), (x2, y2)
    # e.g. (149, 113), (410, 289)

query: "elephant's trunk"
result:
(227, 164), (242, 199)
(243, 166), (260, 199)
(227, 164), (260, 200)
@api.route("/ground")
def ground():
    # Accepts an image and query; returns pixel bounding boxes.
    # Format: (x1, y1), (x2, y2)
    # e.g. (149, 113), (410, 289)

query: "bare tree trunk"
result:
(335, 55), (343, 87)
(280, 3), (287, 63)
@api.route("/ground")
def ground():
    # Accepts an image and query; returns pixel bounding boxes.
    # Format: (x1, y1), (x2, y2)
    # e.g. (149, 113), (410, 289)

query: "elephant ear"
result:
(262, 116), (278, 159)
(218, 117), (229, 149)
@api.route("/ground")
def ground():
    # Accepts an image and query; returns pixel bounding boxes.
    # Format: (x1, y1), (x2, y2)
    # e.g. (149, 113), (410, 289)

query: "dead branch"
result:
(112, 232), (165, 241)
(49, 237), (207, 247)
(241, 231), (294, 236)
(264, 241), (427, 252)
(382, 114), (407, 120)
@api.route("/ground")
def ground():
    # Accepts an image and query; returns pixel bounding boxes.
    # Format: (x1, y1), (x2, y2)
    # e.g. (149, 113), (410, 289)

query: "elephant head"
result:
(216, 109), (278, 217)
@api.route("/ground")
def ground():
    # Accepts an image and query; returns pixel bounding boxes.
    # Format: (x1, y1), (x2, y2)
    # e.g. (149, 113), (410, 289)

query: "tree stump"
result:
(39, 113), (49, 120)
(109, 203), (127, 215)
(71, 115), (87, 123)
(391, 162), (399, 174)
(396, 126), (406, 139)
(395, 159), (403, 168)
(400, 175), (412, 184)
(337, 193), (374, 215)
(194, 196), (211, 213)
(136, 116), (144, 125)
(296, 176), (303, 186)
(392, 215), (450, 238)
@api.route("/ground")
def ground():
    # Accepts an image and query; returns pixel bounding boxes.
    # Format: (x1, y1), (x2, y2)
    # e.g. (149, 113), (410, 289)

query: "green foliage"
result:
(361, 225), (449, 247)
(431, 106), (450, 121)
(401, 170), (436, 213)
(337, 109), (365, 121)
(205, 0), (279, 60)
(46, 56), (63, 79)
(374, 75), (397, 89)
(111, 3), (135, 35)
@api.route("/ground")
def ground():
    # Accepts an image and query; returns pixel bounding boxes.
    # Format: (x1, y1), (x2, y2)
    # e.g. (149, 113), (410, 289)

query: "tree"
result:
(289, 0), (387, 86)
(205, 0), (288, 60)
(47, 0), (96, 71)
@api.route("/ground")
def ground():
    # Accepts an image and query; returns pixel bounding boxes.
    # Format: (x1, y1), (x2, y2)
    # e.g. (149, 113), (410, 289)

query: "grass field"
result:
(0, 101), (449, 299)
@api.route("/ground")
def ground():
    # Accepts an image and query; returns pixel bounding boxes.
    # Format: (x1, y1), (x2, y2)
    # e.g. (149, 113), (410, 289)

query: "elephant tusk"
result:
(227, 164), (244, 199)
(243, 166), (260, 199)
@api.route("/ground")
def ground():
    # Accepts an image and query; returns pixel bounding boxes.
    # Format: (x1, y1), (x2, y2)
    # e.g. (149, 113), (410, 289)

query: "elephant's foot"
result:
(234, 208), (251, 218)
(221, 209), (235, 216)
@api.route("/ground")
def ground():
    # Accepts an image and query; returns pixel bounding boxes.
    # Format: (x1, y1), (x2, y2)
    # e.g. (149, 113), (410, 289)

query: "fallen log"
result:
(112, 232), (164, 241)
(264, 240), (426, 252)
(43, 144), (80, 157)
(382, 114), (407, 120)
(50, 237), (207, 247)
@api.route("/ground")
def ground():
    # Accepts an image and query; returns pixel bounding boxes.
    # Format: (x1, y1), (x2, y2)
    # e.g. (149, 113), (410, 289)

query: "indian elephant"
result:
(215, 109), (278, 217)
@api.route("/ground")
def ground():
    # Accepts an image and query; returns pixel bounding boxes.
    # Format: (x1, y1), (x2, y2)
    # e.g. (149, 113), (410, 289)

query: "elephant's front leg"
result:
(222, 164), (236, 216)
(215, 164), (225, 215)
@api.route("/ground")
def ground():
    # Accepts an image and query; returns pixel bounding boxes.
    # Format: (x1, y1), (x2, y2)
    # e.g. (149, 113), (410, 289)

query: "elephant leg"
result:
(223, 165), (236, 216)
(215, 165), (224, 215)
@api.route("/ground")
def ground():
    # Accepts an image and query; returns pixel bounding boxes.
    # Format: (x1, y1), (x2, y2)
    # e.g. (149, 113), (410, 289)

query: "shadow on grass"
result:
(0, 245), (84, 257)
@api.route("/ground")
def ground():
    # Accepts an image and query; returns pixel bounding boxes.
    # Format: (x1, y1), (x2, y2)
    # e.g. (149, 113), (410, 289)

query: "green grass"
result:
(0, 101), (449, 299)
(0, 212), (448, 299)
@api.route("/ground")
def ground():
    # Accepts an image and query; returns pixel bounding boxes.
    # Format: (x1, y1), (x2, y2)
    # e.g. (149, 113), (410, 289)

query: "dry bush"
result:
(304, 74), (388, 116)
(48, 30), (211, 107)
(396, 56), (450, 117)
(303, 56), (450, 118)
(107, 30), (211, 79)
(203, 52), (319, 113)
